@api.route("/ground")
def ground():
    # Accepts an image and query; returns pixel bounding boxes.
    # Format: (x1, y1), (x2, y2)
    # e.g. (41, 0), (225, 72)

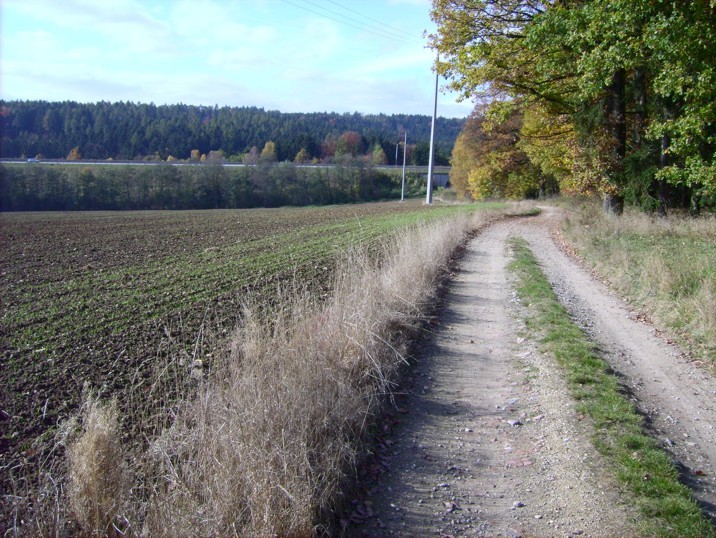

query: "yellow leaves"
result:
(452, 99), (620, 199)
(467, 161), (495, 199)
(260, 141), (277, 162)
(371, 144), (387, 166)
(519, 105), (574, 183)
(67, 146), (81, 160)
(450, 104), (540, 200)
(294, 148), (311, 164)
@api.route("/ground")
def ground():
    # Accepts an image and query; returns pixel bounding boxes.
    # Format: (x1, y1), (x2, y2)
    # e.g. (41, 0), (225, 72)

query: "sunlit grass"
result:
(560, 201), (716, 364)
(509, 237), (713, 537)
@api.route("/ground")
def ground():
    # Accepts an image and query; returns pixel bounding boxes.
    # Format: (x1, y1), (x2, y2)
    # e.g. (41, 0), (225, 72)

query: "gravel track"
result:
(352, 208), (716, 536)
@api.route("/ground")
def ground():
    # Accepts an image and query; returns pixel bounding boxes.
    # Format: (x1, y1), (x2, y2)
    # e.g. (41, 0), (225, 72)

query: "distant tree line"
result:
(0, 100), (460, 166)
(0, 161), (428, 211)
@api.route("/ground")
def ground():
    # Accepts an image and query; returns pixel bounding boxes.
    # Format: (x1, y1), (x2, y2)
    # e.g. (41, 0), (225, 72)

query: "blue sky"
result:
(1, 0), (473, 118)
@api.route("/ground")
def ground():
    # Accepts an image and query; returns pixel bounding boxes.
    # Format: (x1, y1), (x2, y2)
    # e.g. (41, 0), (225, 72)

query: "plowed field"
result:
(0, 201), (498, 505)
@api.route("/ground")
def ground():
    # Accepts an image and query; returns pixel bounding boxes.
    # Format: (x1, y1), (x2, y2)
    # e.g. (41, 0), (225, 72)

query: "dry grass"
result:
(141, 212), (486, 536)
(1, 390), (129, 538)
(3, 460), (64, 537)
(10, 208), (501, 537)
(66, 390), (129, 537)
(562, 201), (716, 362)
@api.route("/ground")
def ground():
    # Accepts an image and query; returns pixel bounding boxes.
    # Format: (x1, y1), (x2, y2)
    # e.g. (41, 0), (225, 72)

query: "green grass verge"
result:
(509, 206), (542, 217)
(508, 237), (713, 537)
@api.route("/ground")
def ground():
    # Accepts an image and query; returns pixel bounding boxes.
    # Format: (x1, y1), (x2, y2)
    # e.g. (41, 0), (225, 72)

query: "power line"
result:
(321, 0), (422, 41)
(276, 0), (424, 46)
(281, 0), (421, 45)
(297, 0), (423, 44)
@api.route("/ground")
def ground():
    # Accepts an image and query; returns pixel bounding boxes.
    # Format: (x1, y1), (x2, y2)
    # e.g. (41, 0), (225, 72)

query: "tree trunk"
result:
(603, 70), (626, 215)
(633, 69), (647, 148)
(656, 104), (677, 217)
(608, 69), (627, 163)
(657, 131), (669, 217)
(691, 191), (702, 215)
(603, 193), (624, 215)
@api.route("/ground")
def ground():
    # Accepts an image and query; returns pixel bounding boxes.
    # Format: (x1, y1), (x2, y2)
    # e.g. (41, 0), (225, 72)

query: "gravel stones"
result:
(351, 213), (639, 536)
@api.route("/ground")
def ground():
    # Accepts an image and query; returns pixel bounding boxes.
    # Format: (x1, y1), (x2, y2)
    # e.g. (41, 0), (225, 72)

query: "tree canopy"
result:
(431, 0), (716, 212)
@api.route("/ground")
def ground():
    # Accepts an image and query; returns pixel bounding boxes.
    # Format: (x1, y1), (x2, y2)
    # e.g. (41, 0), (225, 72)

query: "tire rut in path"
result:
(352, 216), (638, 536)
(520, 207), (716, 521)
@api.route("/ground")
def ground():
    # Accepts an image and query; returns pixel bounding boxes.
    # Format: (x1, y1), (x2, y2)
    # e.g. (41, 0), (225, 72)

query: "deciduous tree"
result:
(335, 131), (364, 157)
(451, 105), (542, 199)
(243, 146), (260, 165)
(371, 144), (387, 165)
(67, 146), (81, 160)
(430, 0), (716, 212)
(294, 148), (311, 164)
(260, 141), (277, 162)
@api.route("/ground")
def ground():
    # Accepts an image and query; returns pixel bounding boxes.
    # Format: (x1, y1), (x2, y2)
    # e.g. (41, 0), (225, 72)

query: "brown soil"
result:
(0, 201), (435, 530)
(351, 207), (716, 536)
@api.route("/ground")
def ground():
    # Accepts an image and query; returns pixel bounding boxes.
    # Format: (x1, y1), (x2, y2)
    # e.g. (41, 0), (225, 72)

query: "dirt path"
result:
(352, 208), (716, 536)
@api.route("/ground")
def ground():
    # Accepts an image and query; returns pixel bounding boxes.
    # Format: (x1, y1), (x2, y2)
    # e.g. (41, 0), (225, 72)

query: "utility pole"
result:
(401, 131), (407, 201)
(426, 61), (439, 205)
(395, 140), (399, 167)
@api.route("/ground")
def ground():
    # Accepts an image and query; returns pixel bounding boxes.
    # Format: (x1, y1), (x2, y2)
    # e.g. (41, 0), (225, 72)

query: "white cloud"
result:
(338, 47), (433, 79)
(0, 0), (469, 116)
(9, 29), (59, 57)
(207, 48), (269, 71)
(5, 0), (171, 50)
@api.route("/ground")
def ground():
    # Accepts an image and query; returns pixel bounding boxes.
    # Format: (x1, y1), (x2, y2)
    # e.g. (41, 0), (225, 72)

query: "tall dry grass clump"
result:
(66, 392), (128, 536)
(134, 210), (494, 536)
(562, 203), (716, 360)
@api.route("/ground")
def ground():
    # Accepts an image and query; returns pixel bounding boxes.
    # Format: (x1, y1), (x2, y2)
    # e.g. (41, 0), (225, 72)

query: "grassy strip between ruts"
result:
(508, 237), (714, 537)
